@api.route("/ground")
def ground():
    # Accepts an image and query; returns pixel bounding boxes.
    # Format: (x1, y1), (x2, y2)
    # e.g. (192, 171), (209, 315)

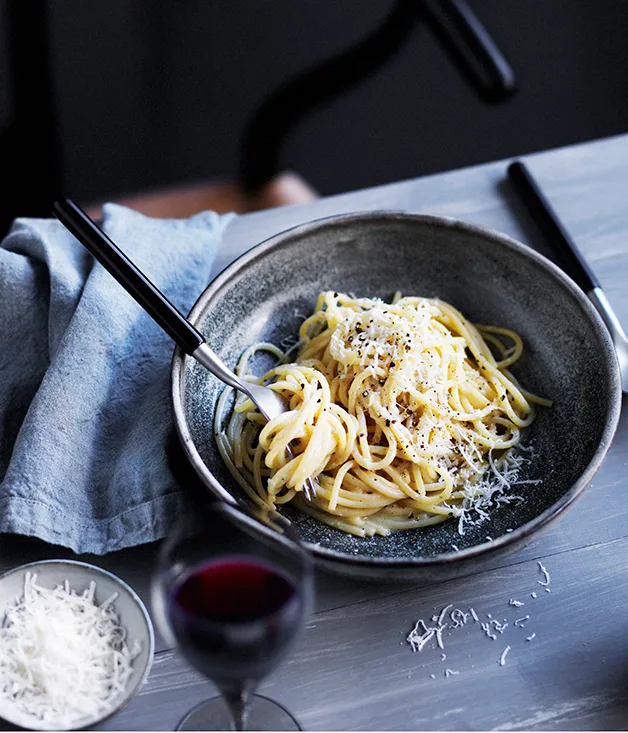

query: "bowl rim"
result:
(0, 558), (155, 731)
(171, 210), (622, 569)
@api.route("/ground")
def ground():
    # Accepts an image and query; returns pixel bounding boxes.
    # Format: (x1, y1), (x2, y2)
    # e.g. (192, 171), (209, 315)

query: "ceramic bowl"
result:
(171, 212), (621, 582)
(0, 559), (154, 730)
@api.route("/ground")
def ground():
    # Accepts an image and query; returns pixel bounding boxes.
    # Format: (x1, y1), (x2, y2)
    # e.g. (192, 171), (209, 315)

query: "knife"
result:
(507, 160), (628, 392)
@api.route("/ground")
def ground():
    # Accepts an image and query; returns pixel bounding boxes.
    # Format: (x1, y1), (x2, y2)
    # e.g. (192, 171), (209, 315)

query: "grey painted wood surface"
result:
(2, 133), (628, 730)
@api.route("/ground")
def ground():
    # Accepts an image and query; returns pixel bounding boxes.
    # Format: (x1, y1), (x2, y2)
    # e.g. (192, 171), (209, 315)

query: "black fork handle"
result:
(52, 198), (205, 355)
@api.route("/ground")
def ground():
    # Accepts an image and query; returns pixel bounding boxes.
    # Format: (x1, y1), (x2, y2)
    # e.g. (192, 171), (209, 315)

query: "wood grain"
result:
(95, 538), (628, 731)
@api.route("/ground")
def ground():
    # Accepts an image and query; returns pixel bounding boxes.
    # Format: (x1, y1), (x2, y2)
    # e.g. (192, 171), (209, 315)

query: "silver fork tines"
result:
(192, 344), (315, 501)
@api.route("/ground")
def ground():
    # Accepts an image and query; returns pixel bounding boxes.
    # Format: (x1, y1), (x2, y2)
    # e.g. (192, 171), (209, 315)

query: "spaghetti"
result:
(215, 291), (550, 537)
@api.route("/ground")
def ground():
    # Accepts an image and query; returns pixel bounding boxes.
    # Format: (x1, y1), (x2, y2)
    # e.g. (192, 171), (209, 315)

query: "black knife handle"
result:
(52, 198), (205, 354)
(507, 161), (599, 292)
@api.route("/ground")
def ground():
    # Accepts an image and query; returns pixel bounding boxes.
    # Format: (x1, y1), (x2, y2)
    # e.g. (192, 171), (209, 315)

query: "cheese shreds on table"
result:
(537, 561), (551, 587)
(0, 572), (141, 729)
(499, 645), (511, 666)
(406, 564), (552, 675)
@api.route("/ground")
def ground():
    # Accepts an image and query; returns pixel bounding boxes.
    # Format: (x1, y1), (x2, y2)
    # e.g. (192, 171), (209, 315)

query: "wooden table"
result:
(3, 133), (628, 731)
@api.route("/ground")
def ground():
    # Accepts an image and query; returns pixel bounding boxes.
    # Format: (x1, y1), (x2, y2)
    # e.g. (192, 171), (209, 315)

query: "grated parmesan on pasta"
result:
(216, 291), (551, 537)
(0, 572), (141, 729)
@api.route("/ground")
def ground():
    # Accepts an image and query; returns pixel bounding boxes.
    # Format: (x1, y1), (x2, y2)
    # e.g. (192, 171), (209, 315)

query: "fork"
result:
(52, 198), (315, 500)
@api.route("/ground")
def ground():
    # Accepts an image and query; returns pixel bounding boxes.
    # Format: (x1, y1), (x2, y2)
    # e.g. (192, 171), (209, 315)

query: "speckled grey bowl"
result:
(171, 212), (621, 582)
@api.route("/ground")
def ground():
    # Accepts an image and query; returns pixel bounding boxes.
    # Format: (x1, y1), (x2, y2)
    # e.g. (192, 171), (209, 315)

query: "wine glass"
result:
(152, 501), (314, 731)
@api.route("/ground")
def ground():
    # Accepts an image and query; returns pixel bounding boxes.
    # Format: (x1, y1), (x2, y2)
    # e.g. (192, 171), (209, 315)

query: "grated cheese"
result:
(407, 562), (551, 676)
(490, 619), (508, 634)
(449, 609), (469, 628)
(499, 646), (511, 666)
(407, 619), (436, 653)
(537, 561), (551, 587)
(448, 451), (530, 536)
(0, 572), (141, 729)
(437, 604), (453, 626)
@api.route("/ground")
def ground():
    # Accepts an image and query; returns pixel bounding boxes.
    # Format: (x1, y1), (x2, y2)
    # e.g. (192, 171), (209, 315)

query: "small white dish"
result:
(0, 559), (155, 731)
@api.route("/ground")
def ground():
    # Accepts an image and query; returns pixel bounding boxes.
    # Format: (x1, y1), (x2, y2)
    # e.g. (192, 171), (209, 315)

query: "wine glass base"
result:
(177, 693), (301, 731)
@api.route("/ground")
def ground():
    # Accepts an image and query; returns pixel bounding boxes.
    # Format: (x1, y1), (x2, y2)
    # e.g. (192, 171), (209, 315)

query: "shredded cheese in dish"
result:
(215, 291), (550, 537)
(0, 572), (141, 729)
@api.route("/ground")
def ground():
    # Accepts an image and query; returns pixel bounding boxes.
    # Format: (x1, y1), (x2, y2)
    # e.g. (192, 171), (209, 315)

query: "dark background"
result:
(2, 0), (628, 233)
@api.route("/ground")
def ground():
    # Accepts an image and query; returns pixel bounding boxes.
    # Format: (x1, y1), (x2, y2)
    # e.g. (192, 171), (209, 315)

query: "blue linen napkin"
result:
(0, 203), (232, 554)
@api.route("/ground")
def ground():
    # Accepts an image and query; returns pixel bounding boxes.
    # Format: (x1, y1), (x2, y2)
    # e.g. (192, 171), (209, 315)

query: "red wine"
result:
(169, 558), (303, 685)
(175, 558), (295, 621)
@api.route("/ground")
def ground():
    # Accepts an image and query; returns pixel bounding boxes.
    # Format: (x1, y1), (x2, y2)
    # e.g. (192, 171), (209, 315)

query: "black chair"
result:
(1, 0), (516, 234)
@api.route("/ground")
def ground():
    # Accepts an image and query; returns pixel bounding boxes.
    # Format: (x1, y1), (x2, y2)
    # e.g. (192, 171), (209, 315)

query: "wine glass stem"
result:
(224, 686), (252, 731)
